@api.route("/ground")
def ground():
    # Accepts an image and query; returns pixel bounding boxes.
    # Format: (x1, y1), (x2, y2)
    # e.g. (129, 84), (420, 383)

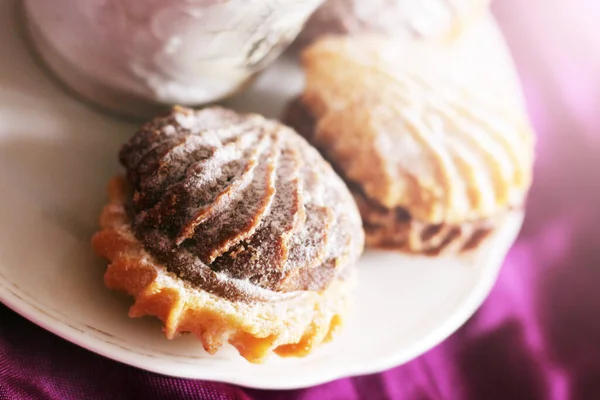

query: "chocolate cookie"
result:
(92, 106), (364, 362)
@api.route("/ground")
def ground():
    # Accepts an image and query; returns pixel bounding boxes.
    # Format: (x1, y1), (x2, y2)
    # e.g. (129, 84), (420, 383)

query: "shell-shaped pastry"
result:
(92, 106), (364, 362)
(294, 0), (490, 49)
(297, 35), (535, 225)
(118, 106), (363, 296)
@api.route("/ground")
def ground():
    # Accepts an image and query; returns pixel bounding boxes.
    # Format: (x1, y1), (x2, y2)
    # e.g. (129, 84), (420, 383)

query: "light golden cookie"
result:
(285, 35), (534, 254)
(92, 106), (364, 363)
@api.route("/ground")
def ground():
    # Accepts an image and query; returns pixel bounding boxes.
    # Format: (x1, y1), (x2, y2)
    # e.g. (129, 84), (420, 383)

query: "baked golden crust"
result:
(92, 176), (354, 363)
(294, 0), (491, 50)
(285, 34), (534, 253)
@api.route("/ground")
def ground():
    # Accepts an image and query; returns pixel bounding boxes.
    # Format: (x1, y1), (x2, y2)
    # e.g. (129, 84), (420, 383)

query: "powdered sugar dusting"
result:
(121, 106), (364, 301)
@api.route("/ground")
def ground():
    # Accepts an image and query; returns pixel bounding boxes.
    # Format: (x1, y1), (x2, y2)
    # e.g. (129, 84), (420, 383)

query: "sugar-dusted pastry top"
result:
(295, 0), (490, 49)
(118, 106), (364, 302)
(298, 35), (535, 224)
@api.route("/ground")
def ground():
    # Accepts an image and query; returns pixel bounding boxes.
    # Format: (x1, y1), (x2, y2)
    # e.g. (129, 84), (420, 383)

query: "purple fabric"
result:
(3, 1), (600, 399)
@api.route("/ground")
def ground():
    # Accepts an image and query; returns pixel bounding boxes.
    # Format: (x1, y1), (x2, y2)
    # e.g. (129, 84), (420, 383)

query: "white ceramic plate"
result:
(0, 0), (524, 390)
